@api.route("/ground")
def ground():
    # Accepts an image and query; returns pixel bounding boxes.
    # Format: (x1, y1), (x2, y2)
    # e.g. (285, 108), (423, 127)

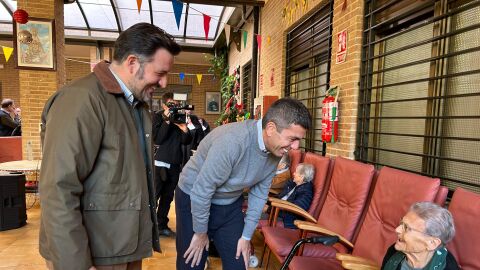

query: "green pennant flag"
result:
(243, 30), (248, 49)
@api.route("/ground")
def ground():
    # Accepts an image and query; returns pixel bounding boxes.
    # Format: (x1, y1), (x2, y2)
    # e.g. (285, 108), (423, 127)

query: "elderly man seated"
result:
(0, 99), (20, 137)
(382, 202), (459, 270)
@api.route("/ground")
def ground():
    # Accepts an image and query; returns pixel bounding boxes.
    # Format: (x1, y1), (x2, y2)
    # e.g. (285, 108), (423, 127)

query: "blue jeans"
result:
(175, 187), (246, 270)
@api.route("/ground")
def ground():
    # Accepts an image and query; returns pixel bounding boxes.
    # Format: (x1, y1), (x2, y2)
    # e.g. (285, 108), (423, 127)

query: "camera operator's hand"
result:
(174, 122), (188, 133)
(163, 110), (171, 118)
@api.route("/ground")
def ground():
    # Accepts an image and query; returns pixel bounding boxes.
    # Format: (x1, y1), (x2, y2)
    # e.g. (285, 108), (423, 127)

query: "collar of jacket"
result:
(93, 60), (123, 95)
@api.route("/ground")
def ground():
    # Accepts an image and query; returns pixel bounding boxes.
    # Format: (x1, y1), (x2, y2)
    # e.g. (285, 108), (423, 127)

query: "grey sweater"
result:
(178, 120), (280, 240)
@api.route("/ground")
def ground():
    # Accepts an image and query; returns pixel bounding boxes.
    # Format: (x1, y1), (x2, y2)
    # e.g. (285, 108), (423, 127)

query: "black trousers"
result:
(155, 164), (181, 229)
(175, 187), (246, 270)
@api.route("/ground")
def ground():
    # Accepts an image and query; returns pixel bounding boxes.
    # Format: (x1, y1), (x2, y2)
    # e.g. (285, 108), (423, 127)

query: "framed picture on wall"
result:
(205, 92), (221, 114)
(14, 18), (56, 71)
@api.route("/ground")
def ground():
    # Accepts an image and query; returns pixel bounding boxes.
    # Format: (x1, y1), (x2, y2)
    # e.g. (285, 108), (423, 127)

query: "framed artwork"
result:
(14, 18), (56, 71)
(205, 92), (221, 114)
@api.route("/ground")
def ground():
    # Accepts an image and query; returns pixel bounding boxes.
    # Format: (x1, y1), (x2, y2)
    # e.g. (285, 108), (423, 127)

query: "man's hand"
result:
(175, 122), (188, 133)
(88, 267), (96, 270)
(236, 238), (251, 270)
(184, 232), (209, 268)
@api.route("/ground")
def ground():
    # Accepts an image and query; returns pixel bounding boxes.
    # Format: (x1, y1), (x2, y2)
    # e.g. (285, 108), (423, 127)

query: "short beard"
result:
(129, 62), (151, 103)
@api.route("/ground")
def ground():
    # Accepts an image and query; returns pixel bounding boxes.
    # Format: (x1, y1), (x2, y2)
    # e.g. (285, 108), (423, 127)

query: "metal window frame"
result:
(357, 0), (480, 192)
(285, 0), (333, 155)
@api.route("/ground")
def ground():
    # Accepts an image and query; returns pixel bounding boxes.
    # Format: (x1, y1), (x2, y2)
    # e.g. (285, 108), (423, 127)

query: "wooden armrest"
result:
(270, 201), (317, 223)
(294, 221), (354, 249)
(269, 189), (281, 195)
(341, 262), (380, 270)
(336, 253), (379, 270)
(268, 197), (283, 203)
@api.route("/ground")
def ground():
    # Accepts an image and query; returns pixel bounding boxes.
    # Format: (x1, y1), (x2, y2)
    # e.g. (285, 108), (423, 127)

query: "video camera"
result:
(167, 102), (194, 124)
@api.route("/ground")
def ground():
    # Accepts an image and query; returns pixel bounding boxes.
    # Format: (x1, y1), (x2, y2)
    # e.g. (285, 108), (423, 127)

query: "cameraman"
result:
(153, 92), (192, 237)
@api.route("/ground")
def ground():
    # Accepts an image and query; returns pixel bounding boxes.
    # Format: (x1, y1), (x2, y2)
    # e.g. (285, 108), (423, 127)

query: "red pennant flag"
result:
(256, 35), (262, 52)
(203, 14), (211, 41)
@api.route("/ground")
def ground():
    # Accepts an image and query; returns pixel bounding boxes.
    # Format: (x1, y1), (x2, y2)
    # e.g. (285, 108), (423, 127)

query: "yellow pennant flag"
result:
(2, 46), (13, 62)
(196, 74), (203, 85)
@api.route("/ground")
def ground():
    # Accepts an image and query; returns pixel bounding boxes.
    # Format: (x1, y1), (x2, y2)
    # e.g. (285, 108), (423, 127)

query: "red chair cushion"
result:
(447, 188), (480, 270)
(316, 157), (375, 241)
(256, 219), (283, 231)
(263, 226), (301, 257)
(288, 149), (303, 174)
(434, 186), (449, 207)
(303, 152), (331, 217)
(352, 166), (440, 265)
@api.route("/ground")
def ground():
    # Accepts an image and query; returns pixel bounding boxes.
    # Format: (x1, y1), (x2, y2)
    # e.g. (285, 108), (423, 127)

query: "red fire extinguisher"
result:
(322, 87), (339, 143)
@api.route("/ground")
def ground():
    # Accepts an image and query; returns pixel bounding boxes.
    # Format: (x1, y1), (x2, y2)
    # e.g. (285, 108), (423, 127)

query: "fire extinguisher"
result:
(322, 87), (339, 143)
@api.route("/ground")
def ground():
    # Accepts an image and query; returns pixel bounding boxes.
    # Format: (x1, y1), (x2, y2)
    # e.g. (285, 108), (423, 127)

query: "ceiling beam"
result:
(62, 39), (213, 53)
(76, 1), (90, 30)
(180, 0), (264, 7)
(109, 0), (122, 32)
(0, 0), (12, 16)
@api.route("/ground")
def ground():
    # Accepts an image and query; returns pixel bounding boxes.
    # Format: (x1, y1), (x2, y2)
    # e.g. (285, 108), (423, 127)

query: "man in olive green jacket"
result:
(39, 23), (181, 270)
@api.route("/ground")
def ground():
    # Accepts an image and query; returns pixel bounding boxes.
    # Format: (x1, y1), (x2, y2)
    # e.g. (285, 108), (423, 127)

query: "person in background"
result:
(198, 117), (210, 135)
(277, 163), (315, 229)
(153, 92), (192, 237)
(176, 97), (311, 270)
(39, 23), (181, 270)
(381, 202), (459, 270)
(181, 113), (207, 166)
(0, 99), (20, 136)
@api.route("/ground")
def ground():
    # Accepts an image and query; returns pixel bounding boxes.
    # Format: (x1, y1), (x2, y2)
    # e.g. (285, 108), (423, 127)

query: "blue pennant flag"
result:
(172, 0), (183, 30)
(179, 72), (185, 81)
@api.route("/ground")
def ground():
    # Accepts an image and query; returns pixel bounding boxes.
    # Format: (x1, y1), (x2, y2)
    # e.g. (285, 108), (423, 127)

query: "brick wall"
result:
(0, 56), (20, 106)
(327, 0), (364, 158)
(168, 64), (220, 127)
(18, 0), (65, 160)
(66, 58), (91, 83)
(256, 0), (364, 158)
(228, 22), (254, 75)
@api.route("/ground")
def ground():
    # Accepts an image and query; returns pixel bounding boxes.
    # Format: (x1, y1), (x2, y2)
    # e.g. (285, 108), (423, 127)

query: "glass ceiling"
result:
(0, 0), (234, 48)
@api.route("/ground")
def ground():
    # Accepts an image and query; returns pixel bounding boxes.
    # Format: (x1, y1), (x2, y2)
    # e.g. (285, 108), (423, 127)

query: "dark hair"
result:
(262, 97), (311, 131)
(162, 92), (174, 104)
(113, 23), (181, 64)
(1, 99), (14, 108)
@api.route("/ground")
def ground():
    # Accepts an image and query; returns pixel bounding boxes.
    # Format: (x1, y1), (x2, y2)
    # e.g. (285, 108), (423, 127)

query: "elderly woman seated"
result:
(381, 202), (458, 270)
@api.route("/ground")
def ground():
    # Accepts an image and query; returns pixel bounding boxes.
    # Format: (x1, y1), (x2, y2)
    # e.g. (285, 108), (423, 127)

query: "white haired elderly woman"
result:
(277, 163), (315, 228)
(381, 202), (459, 270)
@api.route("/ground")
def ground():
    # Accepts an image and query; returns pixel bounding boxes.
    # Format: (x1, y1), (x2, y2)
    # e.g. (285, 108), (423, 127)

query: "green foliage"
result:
(207, 49), (244, 126)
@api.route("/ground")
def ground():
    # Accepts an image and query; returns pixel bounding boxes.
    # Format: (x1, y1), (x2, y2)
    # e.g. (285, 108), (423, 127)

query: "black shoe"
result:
(158, 227), (176, 237)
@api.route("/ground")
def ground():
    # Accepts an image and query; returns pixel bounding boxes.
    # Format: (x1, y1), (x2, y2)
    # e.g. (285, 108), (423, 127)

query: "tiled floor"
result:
(0, 202), (281, 270)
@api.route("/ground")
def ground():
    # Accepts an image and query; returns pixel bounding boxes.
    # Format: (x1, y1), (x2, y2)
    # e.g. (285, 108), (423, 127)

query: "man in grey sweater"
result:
(175, 98), (311, 270)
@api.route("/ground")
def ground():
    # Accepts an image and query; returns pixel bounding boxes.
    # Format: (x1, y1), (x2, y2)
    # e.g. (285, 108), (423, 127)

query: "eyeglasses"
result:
(398, 220), (431, 236)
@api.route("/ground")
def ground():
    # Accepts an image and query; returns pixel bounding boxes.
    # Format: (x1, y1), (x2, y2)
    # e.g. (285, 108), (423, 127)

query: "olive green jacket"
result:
(39, 61), (160, 270)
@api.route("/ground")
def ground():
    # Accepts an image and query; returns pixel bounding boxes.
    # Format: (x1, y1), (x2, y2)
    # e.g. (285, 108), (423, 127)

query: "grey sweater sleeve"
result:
(242, 170), (276, 240)
(189, 138), (242, 233)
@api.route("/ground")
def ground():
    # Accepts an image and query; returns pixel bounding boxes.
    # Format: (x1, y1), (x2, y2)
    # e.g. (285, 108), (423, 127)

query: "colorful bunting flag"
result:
(179, 72), (185, 81)
(203, 14), (211, 41)
(2, 46), (13, 62)
(224, 24), (231, 46)
(136, 0), (142, 13)
(243, 30), (248, 49)
(172, 0), (183, 30)
(196, 74), (203, 85)
(267, 35), (271, 45)
(256, 35), (262, 52)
